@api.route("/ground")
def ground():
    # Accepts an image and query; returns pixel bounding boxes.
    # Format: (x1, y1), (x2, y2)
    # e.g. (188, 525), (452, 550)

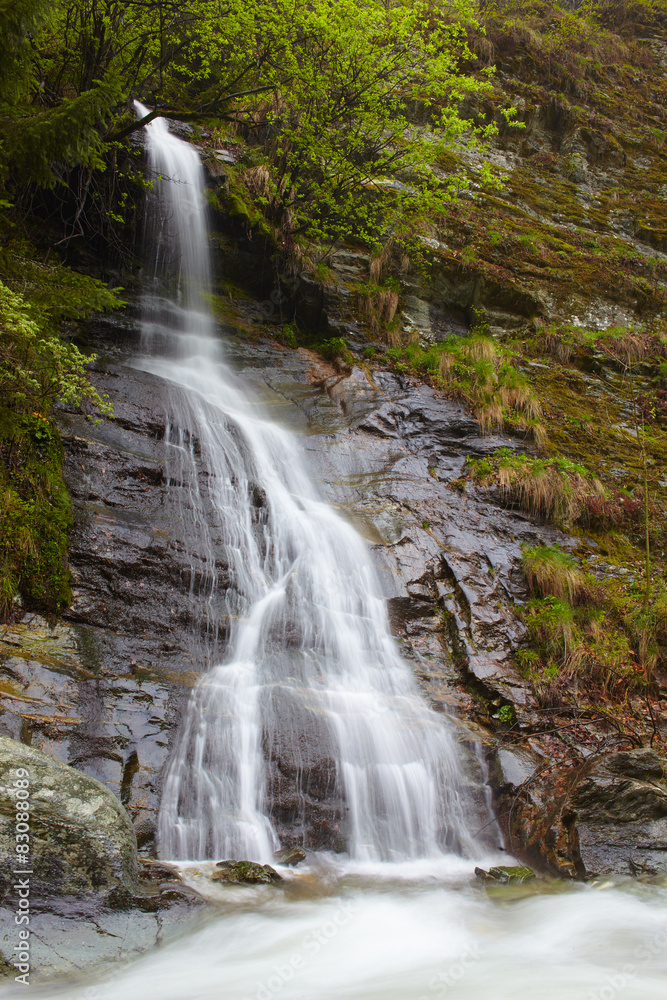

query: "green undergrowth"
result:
(518, 544), (667, 701)
(385, 334), (544, 436)
(0, 264), (119, 621)
(460, 317), (667, 711)
(0, 410), (73, 619)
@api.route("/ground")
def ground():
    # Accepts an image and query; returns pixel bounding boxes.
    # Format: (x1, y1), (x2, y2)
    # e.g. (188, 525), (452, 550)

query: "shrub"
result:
(0, 280), (111, 417)
(522, 544), (585, 602)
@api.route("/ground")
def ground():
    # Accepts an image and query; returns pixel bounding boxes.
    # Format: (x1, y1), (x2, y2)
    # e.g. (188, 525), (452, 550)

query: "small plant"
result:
(318, 337), (352, 364)
(497, 704), (515, 724)
(356, 279), (401, 339)
(278, 322), (299, 349)
(522, 545), (585, 602)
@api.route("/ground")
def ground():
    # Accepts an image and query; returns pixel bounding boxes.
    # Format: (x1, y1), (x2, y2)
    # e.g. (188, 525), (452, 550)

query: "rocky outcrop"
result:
(0, 735), (205, 981)
(492, 747), (667, 878)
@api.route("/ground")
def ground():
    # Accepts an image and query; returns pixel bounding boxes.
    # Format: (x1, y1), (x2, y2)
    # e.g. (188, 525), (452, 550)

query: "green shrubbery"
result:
(518, 544), (667, 700)
(0, 411), (73, 618)
(0, 279), (117, 619)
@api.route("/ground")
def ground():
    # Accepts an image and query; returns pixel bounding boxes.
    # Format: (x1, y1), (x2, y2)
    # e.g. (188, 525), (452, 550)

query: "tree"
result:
(1, 2), (499, 246)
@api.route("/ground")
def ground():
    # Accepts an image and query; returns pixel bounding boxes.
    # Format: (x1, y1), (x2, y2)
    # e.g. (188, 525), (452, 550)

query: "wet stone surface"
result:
(0, 735), (206, 981)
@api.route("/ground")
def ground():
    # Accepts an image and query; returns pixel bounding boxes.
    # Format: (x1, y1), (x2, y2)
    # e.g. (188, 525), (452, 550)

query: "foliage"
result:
(521, 574), (667, 698)
(386, 336), (542, 436)
(0, 409), (73, 619)
(0, 1), (503, 250)
(0, 275), (116, 620)
(234, 1), (499, 248)
(0, 279), (113, 416)
(467, 448), (606, 523)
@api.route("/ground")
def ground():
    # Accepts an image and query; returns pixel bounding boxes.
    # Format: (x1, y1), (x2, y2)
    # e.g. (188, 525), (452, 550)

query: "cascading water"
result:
(135, 103), (476, 863)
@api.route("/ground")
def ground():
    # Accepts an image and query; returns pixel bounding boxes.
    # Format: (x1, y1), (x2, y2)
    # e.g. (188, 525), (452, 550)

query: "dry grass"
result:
(244, 165), (271, 197)
(522, 545), (585, 603)
(475, 397), (504, 433)
(369, 240), (394, 283)
(357, 283), (400, 339)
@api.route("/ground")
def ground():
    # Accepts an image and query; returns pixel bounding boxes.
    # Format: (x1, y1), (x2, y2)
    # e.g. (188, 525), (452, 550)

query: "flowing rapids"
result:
(135, 105), (476, 863)
(10, 863), (667, 1000)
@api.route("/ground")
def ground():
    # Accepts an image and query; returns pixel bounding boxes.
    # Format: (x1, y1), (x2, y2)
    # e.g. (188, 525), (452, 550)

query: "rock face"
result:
(493, 748), (667, 878)
(0, 316), (580, 856)
(3, 313), (660, 876)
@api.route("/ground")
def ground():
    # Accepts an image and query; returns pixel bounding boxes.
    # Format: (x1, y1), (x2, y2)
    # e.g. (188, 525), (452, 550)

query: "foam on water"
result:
(8, 877), (667, 1000)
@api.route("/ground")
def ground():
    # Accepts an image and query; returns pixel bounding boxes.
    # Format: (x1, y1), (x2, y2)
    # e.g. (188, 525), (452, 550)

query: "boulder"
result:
(475, 865), (535, 884)
(212, 860), (283, 884)
(0, 736), (206, 982)
(273, 846), (307, 866)
(0, 733), (138, 900)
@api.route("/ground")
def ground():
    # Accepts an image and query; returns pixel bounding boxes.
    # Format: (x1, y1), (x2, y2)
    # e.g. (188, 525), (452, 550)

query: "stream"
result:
(11, 860), (667, 999)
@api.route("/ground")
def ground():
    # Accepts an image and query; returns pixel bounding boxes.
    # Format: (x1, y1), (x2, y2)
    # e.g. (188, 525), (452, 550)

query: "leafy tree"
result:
(0, 1), (503, 619)
(2, 2), (501, 245)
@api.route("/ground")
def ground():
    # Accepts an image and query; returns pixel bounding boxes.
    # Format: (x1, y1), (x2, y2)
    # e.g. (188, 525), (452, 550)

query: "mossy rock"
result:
(211, 860), (283, 885)
(475, 865), (536, 884)
(0, 734), (138, 900)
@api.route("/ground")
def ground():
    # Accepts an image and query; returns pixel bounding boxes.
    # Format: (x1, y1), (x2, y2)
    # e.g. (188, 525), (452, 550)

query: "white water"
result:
(134, 104), (475, 863)
(9, 864), (667, 1000)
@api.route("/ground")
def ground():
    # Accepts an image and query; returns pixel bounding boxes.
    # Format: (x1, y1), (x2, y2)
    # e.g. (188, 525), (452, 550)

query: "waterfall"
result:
(135, 104), (475, 863)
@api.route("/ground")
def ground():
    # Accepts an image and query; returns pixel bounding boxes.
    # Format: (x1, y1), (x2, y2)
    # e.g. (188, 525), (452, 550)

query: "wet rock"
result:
(492, 749), (667, 879)
(0, 613), (196, 856)
(0, 736), (207, 982)
(212, 860), (283, 884)
(571, 751), (667, 877)
(273, 847), (307, 866)
(0, 733), (138, 899)
(475, 865), (535, 884)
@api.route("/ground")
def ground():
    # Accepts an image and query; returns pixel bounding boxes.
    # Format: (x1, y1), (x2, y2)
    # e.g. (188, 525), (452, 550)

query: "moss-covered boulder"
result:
(475, 865), (536, 885)
(0, 734), (138, 900)
(211, 860), (283, 885)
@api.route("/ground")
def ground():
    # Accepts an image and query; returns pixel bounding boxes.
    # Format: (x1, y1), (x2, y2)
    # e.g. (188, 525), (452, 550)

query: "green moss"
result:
(0, 410), (72, 619)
